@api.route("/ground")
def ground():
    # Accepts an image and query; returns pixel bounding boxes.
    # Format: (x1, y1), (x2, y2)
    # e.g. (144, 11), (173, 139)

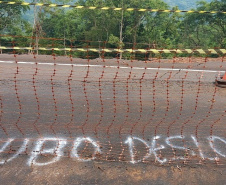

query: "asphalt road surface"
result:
(0, 54), (225, 184)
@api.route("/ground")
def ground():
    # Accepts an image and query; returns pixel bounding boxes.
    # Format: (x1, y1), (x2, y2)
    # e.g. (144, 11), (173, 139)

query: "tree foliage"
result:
(0, 0), (225, 57)
(0, 0), (30, 48)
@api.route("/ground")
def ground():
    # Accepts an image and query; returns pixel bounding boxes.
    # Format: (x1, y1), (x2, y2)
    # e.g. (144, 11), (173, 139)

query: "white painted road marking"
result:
(0, 60), (225, 73)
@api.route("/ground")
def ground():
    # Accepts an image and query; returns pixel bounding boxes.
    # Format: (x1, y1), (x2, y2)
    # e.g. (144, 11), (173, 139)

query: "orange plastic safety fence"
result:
(0, 39), (225, 167)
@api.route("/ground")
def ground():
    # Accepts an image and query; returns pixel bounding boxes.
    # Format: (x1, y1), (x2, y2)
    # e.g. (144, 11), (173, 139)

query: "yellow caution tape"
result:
(0, 46), (225, 54)
(0, 1), (225, 14)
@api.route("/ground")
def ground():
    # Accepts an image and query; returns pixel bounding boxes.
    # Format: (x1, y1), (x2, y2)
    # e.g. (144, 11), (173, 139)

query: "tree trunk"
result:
(119, 0), (124, 60)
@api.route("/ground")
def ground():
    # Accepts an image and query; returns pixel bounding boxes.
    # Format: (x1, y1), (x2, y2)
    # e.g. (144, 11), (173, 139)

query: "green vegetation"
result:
(0, 0), (225, 58)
